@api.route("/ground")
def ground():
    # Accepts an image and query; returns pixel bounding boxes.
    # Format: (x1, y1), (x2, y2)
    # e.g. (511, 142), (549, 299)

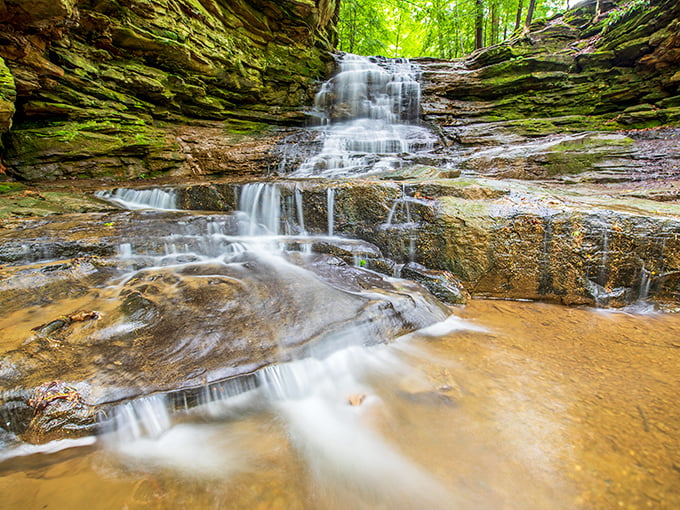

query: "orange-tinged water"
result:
(0, 299), (678, 510)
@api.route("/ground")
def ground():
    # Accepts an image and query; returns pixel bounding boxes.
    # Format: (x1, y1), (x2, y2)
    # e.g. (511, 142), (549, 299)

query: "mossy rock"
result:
(0, 0), (338, 180)
(462, 132), (634, 179)
(0, 56), (16, 133)
(4, 119), (171, 180)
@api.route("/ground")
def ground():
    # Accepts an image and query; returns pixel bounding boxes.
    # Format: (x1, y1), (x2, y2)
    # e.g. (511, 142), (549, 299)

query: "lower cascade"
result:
(0, 163), (462, 507)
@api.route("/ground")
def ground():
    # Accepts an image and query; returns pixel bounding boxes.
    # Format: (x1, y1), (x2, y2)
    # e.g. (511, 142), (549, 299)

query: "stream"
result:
(0, 301), (678, 509)
(0, 54), (679, 509)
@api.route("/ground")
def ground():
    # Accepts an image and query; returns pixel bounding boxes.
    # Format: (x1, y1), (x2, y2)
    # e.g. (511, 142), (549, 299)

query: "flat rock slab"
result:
(0, 209), (449, 444)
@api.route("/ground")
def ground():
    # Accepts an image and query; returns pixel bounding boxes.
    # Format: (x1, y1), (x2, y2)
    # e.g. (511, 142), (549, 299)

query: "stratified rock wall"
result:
(0, 0), (339, 179)
(421, 0), (680, 141)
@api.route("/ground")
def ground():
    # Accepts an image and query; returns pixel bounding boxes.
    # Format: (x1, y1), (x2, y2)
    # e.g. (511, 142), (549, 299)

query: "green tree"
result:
(337, 0), (389, 55)
(475, 0), (485, 49)
(337, 0), (564, 59)
(525, 0), (538, 28)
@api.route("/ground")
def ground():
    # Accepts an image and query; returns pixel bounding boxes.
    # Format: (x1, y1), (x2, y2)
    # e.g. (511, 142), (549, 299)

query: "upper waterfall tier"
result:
(292, 54), (437, 178)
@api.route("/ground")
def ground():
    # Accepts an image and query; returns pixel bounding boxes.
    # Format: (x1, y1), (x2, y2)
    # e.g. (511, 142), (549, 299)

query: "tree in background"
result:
(475, 0), (484, 49)
(524, 0), (538, 28)
(515, 0), (524, 30)
(337, 0), (389, 55)
(337, 0), (565, 59)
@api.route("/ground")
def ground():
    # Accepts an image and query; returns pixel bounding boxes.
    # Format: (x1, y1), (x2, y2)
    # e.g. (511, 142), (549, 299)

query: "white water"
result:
(238, 182), (282, 236)
(236, 182), (345, 246)
(69, 56), (455, 506)
(99, 335), (472, 506)
(639, 268), (651, 300)
(385, 185), (431, 227)
(292, 54), (437, 178)
(95, 187), (178, 210)
(327, 187), (335, 236)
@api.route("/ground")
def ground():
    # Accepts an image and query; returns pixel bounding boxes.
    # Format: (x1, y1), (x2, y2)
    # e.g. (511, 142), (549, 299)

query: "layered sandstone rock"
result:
(0, 0), (339, 179)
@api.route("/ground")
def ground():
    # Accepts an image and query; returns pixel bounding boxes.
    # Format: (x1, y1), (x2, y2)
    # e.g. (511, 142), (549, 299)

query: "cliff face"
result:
(2, 0), (679, 182)
(421, 0), (680, 140)
(0, 0), (338, 180)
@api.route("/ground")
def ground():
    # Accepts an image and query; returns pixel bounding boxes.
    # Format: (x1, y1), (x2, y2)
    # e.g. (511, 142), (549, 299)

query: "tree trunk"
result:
(491, 1), (499, 45)
(475, 0), (484, 50)
(525, 0), (537, 29)
(515, 0), (524, 31)
(348, 4), (356, 53)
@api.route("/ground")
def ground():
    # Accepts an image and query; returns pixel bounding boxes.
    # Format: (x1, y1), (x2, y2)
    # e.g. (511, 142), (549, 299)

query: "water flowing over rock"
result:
(2, 0), (680, 463)
(289, 54), (437, 177)
(164, 179), (680, 308)
(0, 188), (449, 445)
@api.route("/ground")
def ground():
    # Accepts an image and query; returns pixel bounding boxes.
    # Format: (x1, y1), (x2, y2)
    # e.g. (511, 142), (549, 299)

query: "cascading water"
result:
(3, 52), (679, 510)
(291, 54), (437, 178)
(95, 187), (178, 210)
(82, 179), (456, 508)
(327, 187), (335, 236)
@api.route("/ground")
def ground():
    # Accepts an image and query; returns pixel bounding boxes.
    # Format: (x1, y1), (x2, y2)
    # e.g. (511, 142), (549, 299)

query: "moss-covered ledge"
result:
(0, 0), (340, 180)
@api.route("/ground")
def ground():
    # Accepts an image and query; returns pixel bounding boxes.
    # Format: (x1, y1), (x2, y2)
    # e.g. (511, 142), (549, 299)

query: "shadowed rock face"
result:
(0, 0), (339, 179)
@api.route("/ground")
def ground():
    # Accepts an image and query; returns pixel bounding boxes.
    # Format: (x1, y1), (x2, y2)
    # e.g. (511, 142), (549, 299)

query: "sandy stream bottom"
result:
(0, 299), (678, 510)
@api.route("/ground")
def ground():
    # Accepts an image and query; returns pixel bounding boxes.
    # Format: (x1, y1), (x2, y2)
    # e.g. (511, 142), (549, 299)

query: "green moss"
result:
(223, 119), (270, 135)
(0, 0), (338, 180)
(439, 196), (494, 219)
(0, 182), (24, 194)
(0, 56), (16, 102)
(6, 119), (167, 170)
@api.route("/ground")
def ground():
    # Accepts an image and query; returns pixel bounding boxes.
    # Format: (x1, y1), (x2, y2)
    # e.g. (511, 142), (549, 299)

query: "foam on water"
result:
(416, 314), (490, 336)
(100, 341), (452, 505)
(0, 436), (97, 463)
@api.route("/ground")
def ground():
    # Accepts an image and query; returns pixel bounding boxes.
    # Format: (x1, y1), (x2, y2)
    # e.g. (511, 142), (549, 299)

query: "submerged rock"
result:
(24, 381), (95, 444)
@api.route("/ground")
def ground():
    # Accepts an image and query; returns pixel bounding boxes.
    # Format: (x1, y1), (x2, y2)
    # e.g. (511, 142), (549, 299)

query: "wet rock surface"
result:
(1, 0), (680, 450)
(0, 207), (449, 443)
(163, 178), (680, 308)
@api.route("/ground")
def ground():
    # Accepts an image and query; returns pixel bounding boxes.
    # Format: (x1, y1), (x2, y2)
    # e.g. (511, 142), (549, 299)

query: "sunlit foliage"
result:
(338, 0), (565, 58)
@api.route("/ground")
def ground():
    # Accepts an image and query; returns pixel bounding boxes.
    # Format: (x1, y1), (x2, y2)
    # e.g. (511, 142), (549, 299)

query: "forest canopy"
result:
(337, 0), (570, 58)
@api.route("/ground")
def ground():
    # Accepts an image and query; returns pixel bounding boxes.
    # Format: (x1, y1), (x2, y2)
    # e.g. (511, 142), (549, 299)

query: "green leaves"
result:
(338, 0), (565, 58)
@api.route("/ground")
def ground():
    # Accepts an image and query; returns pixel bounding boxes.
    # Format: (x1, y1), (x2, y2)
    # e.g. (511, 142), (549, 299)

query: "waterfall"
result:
(599, 224), (610, 286)
(383, 186), (432, 262)
(327, 187), (335, 236)
(95, 188), (178, 210)
(292, 54), (436, 178)
(638, 266), (651, 301)
(294, 187), (306, 234)
(103, 394), (172, 440)
(386, 185), (415, 226)
(238, 182), (282, 236)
